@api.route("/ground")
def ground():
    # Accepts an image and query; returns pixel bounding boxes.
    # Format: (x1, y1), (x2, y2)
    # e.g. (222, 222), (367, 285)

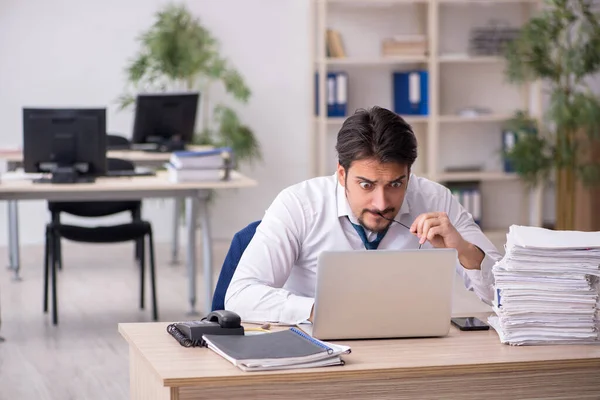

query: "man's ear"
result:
(337, 163), (346, 187)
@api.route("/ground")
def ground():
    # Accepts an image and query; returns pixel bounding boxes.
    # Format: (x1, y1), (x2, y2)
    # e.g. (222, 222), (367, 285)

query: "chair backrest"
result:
(107, 134), (131, 150)
(107, 157), (135, 172)
(211, 220), (261, 311)
(48, 158), (140, 218)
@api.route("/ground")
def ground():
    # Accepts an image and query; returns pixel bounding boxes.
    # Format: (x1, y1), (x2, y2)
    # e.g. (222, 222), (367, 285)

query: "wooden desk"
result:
(0, 171), (257, 315)
(0, 146), (212, 169)
(0, 145), (212, 271)
(119, 321), (600, 400)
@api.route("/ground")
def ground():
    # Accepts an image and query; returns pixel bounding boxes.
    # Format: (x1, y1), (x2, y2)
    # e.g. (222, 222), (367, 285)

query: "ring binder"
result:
(202, 328), (352, 371)
(290, 327), (334, 355)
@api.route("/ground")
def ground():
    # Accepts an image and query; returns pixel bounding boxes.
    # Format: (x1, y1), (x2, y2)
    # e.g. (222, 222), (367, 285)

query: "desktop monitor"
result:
(23, 108), (107, 183)
(131, 92), (199, 152)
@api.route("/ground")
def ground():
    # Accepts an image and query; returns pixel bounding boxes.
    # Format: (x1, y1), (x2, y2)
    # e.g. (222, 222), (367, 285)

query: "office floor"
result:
(0, 237), (498, 400)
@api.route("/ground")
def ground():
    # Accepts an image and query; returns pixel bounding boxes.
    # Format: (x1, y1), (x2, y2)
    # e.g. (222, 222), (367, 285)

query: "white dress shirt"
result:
(225, 173), (501, 324)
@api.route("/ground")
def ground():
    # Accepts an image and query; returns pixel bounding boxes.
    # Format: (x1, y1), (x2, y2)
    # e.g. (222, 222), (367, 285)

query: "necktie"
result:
(350, 220), (388, 250)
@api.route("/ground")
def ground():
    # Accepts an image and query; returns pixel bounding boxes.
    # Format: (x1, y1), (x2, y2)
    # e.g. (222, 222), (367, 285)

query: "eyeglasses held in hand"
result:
(377, 212), (422, 249)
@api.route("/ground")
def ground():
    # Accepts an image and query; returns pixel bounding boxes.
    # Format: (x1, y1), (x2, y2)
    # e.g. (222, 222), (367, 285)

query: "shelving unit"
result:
(311, 0), (543, 233)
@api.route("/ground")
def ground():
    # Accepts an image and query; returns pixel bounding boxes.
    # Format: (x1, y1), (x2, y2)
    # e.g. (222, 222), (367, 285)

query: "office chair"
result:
(43, 158), (157, 325)
(211, 220), (261, 311)
(48, 157), (144, 270)
(106, 134), (131, 150)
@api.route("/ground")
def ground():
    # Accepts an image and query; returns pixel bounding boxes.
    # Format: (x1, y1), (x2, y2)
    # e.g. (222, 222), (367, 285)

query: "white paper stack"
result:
(166, 147), (233, 182)
(488, 225), (600, 345)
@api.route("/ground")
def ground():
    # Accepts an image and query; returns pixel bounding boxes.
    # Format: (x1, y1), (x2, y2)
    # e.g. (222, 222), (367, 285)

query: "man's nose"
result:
(371, 187), (386, 211)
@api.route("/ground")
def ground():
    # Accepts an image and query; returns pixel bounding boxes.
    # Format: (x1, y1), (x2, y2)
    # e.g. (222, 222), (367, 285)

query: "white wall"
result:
(3, 0), (592, 247)
(0, 0), (312, 245)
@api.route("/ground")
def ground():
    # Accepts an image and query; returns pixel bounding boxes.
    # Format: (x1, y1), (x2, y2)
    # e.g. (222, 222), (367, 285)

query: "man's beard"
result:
(358, 207), (395, 233)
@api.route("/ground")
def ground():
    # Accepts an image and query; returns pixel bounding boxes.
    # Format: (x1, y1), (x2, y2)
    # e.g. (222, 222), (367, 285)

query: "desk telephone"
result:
(167, 310), (245, 347)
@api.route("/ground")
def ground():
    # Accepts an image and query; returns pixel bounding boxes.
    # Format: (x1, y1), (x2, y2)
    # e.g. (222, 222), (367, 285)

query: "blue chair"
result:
(211, 220), (261, 311)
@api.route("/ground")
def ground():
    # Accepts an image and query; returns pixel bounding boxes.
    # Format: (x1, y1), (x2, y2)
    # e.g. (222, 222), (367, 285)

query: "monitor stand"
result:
(33, 165), (95, 184)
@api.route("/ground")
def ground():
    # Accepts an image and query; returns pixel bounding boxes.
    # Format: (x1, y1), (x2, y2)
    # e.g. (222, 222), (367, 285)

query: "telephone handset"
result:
(167, 310), (245, 347)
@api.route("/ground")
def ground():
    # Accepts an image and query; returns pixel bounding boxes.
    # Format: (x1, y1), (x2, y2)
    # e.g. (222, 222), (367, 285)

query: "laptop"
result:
(298, 249), (457, 340)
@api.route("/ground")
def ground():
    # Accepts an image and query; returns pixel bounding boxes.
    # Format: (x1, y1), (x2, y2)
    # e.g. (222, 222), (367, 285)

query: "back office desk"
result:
(0, 170), (257, 315)
(119, 320), (600, 400)
(0, 146), (211, 280)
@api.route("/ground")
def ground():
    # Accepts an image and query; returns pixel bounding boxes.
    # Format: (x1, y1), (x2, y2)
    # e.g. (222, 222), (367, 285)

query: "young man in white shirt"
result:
(225, 106), (501, 324)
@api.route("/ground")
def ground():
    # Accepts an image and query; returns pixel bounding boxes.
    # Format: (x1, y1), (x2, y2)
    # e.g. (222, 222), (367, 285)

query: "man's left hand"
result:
(410, 212), (484, 270)
(410, 212), (464, 249)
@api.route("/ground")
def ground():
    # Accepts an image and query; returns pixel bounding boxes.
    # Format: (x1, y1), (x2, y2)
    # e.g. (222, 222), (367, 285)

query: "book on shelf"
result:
(326, 29), (346, 58)
(382, 35), (428, 57)
(203, 327), (351, 372)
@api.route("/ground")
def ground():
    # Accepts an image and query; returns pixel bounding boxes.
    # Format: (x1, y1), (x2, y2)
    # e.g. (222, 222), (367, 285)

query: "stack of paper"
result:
(166, 147), (233, 182)
(202, 327), (351, 372)
(488, 225), (600, 345)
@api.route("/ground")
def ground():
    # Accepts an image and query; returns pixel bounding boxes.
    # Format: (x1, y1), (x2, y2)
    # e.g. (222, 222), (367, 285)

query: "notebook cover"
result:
(203, 328), (331, 361)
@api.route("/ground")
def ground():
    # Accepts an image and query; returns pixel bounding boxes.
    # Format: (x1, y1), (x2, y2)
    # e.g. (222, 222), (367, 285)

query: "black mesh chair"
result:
(43, 158), (158, 325)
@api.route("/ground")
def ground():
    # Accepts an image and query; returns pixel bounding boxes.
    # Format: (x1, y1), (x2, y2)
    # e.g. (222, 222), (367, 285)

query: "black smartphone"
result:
(451, 317), (490, 331)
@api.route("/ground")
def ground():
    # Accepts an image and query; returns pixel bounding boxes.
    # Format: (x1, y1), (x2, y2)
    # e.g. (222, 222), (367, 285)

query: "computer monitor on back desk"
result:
(131, 92), (199, 153)
(23, 108), (107, 183)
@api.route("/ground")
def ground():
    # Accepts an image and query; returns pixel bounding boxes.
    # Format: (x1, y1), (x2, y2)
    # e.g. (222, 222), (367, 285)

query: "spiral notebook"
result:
(202, 327), (351, 372)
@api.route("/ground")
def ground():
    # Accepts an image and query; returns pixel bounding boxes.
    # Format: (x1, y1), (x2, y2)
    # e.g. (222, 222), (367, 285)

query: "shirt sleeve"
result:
(224, 188), (315, 325)
(445, 190), (502, 306)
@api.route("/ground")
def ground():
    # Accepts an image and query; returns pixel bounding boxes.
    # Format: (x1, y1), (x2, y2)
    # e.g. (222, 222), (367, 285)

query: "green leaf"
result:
(192, 128), (217, 146)
(221, 69), (251, 102)
(211, 104), (261, 164)
(577, 162), (600, 186)
(572, 92), (600, 141)
(127, 53), (150, 84)
(117, 2), (260, 164)
(503, 132), (554, 187)
(116, 94), (136, 111)
(503, 110), (538, 134)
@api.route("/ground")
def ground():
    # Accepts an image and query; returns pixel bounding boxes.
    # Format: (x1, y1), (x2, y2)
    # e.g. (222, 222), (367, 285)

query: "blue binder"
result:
(315, 71), (348, 117)
(502, 130), (517, 172)
(393, 70), (428, 115)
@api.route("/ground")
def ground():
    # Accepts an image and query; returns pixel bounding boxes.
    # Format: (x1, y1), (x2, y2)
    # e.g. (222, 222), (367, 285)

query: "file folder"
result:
(315, 71), (348, 117)
(393, 70), (428, 115)
(502, 129), (517, 172)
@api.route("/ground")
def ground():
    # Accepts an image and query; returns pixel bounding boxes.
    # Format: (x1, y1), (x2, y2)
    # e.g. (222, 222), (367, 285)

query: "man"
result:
(225, 106), (501, 324)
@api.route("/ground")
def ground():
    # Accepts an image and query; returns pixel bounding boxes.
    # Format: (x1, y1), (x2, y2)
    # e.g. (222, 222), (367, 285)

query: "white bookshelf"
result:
(323, 56), (429, 65)
(311, 0), (543, 232)
(438, 113), (514, 123)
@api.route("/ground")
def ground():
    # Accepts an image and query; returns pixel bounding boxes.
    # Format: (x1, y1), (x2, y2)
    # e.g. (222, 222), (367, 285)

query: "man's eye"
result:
(390, 182), (403, 188)
(359, 182), (372, 190)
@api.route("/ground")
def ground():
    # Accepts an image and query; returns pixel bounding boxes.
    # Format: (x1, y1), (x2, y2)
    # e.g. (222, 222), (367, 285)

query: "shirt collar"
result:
(334, 172), (412, 223)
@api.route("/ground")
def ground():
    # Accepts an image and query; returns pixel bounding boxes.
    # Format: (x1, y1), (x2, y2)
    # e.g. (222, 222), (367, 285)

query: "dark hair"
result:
(335, 106), (417, 170)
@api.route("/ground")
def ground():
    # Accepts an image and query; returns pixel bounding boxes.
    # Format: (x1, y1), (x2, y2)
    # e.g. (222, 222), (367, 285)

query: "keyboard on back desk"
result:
(105, 168), (156, 178)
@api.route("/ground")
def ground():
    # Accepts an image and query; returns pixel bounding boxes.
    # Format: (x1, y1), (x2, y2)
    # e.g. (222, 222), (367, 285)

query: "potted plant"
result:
(502, 0), (600, 230)
(117, 2), (261, 165)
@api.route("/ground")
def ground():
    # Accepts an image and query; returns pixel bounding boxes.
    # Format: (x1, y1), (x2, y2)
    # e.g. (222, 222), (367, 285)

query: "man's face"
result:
(337, 158), (409, 233)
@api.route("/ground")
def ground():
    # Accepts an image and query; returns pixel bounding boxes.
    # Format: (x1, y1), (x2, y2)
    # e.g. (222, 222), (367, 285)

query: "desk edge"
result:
(160, 355), (600, 388)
